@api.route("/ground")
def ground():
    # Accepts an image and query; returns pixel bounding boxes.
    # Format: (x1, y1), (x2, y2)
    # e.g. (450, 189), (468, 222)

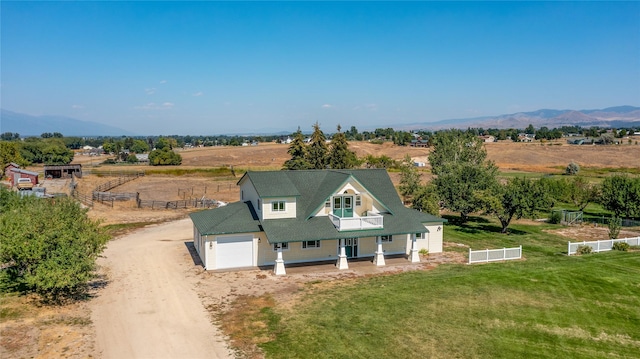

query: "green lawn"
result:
(252, 220), (640, 358)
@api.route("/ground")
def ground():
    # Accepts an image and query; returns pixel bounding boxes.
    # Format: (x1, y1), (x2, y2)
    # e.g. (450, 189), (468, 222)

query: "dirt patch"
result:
(0, 296), (95, 359)
(547, 224), (640, 242)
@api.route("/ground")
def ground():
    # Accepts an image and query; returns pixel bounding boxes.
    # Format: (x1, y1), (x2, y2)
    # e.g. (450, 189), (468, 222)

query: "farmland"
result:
(2, 140), (639, 358)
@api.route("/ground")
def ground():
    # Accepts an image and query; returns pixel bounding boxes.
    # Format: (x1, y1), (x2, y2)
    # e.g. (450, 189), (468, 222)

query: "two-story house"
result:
(189, 169), (446, 275)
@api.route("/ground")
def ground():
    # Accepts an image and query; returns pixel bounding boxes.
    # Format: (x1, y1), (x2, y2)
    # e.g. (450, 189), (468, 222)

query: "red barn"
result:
(4, 164), (39, 187)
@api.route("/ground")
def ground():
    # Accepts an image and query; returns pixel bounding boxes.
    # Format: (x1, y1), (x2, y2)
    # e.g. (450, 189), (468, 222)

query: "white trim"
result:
(302, 240), (321, 249)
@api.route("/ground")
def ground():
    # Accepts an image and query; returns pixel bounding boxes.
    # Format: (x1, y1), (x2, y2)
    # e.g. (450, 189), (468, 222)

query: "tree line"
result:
(398, 130), (640, 233)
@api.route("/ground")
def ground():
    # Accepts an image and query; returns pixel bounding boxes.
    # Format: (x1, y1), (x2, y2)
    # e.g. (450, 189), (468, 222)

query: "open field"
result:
(69, 140), (640, 175)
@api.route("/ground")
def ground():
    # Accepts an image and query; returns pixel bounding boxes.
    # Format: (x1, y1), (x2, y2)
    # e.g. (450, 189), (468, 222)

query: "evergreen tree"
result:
(306, 122), (329, 169)
(328, 125), (357, 169)
(284, 127), (311, 170)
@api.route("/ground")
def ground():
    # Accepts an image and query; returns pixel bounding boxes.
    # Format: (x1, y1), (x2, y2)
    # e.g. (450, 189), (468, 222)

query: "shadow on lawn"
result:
(444, 215), (528, 236)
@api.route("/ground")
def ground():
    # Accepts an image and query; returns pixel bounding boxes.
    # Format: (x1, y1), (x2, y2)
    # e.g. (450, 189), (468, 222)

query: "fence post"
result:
(468, 247), (471, 264)
(519, 245), (522, 259)
(486, 249), (489, 262)
(597, 241), (600, 253)
(503, 247), (506, 260)
(568, 241), (571, 256)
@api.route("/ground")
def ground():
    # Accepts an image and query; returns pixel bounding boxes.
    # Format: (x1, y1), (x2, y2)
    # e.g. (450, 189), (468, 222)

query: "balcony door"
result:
(333, 195), (353, 218)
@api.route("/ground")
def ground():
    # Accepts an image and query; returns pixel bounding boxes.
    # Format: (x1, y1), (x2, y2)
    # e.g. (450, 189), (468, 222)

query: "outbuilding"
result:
(44, 164), (83, 179)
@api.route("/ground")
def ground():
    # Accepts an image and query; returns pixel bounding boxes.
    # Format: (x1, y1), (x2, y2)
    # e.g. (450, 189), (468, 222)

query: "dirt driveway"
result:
(90, 218), (232, 359)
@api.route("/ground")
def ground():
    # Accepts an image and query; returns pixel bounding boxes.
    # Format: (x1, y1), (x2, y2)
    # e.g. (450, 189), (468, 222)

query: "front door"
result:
(341, 238), (358, 258)
(332, 196), (354, 218)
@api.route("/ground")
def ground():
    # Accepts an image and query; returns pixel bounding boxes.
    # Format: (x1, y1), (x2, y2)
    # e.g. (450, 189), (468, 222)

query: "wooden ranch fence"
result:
(136, 198), (218, 210)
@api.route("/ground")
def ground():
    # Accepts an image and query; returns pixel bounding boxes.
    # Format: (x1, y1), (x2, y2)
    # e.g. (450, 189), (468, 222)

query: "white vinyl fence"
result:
(468, 246), (522, 264)
(567, 237), (640, 255)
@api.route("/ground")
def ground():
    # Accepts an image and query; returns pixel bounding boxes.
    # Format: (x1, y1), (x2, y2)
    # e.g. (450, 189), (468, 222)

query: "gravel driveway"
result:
(90, 218), (232, 359)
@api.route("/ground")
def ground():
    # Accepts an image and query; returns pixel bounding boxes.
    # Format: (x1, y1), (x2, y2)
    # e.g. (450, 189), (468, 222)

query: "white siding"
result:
(414, 223), (444, 254)
(263, 197), (297, 219)
(239, 180), (262, 219)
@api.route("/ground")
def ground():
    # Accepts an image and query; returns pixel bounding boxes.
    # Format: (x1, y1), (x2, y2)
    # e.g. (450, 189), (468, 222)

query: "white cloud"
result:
(322, 104), (333, 109)
(135, 102), (174, 111)
(71, 104), (84, 109)
(192, 91), (203, 97)
(145, 88), (156, 95)
(159, 80), (167, 84)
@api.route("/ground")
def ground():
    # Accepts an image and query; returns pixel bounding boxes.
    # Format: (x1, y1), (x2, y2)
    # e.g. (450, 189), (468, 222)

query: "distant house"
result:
(479, 135), (495, 143)
(518, 134), (534, 142)
(410, 139), (429, 148)
(44, 164), (82, 179)
(189, 169), (446, 275)
(135, 154), (149, 163)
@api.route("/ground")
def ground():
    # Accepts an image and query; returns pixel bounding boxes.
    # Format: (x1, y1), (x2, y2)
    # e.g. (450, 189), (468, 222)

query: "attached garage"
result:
(216, 235), (254, 269)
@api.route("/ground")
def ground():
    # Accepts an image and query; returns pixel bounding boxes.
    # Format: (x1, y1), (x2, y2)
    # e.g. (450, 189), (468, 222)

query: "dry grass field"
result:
(68, 140), (640, 225)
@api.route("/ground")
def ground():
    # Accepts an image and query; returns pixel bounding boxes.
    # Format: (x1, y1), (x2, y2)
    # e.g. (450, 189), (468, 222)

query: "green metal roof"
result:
(189, 201), (261, 236)
(191, 169), (446, 242)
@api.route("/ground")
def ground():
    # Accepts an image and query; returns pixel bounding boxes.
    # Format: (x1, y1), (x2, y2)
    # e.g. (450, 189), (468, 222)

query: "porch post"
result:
(274, 244), (286, 275)
(337, 238), (349, 270)
(409, 233), (420, 263)
(373, 236), (385, 266)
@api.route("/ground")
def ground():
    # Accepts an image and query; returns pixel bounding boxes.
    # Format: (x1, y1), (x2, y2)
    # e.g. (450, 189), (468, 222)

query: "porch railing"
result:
(329, 213), (383, 231)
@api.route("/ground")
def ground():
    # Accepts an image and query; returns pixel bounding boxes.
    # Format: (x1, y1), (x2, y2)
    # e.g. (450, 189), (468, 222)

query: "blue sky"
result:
(1, 1), (639, 135)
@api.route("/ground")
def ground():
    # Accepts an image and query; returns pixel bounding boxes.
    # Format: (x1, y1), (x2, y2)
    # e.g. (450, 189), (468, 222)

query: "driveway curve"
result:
(91, 218), (231, 359)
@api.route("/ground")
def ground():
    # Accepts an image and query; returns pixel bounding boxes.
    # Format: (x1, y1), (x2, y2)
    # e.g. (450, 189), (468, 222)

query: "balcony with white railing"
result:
(329, 213), (384, 231)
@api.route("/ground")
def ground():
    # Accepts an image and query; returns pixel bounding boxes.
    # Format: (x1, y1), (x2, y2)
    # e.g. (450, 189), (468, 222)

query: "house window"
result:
(302, 240), (321, 249)
(273, 242), (289, 251)
(333, 197), (341, 209)
(355, 195), (361, 206)
(325, 199), (331, 208)
(381, 235), (393, 243)
(416, 232), (425, 239)
(272, 201), (285, 212)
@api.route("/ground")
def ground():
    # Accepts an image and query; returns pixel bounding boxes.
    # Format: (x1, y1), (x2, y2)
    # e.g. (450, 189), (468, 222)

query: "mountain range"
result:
(0, 109), (136, 137)
(402, 105), (640, 131)
(1, 106), (639, 137)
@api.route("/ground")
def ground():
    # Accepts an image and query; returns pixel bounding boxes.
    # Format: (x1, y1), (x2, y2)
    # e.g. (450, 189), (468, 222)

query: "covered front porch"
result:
(272, 234), (421, 276)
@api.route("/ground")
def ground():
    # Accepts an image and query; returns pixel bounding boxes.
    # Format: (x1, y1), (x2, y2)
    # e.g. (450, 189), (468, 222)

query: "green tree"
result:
(399, 155), (421, 203)
(412, 183), (440, 216)
(565, 162), (580, 175)
(429, 130), (498, 222)
(0, 141), (28, 172)
(477, 177), (549, 233)
(130, 139), (150, 154)
(328, 125), (357, 169)
(149, 148), (182, 165)
(600, 175), (640, 218)
(306, 122), (329, 169)
(565, 176), (598, 211)
(0, 188), (109, 302)
(284, 128), (311, 170)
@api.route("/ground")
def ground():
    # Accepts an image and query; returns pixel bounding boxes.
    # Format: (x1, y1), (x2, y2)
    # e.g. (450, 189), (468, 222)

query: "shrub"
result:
(549, 211), (562, 224)
(565, 162), (580, 175)
(0, 188), (109, 303)
(576, 245), (592, 255)
(608, 217), (622, 239)
(419, 248), (429, 256)
(612, 242), (630, 252)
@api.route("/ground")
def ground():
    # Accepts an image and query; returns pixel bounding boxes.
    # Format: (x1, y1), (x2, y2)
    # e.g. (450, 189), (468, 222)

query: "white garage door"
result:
(216, 235), (253, 269)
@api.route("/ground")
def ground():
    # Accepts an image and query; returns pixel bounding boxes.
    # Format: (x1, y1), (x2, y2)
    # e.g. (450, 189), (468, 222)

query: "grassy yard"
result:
(243, 219), (640, 358)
